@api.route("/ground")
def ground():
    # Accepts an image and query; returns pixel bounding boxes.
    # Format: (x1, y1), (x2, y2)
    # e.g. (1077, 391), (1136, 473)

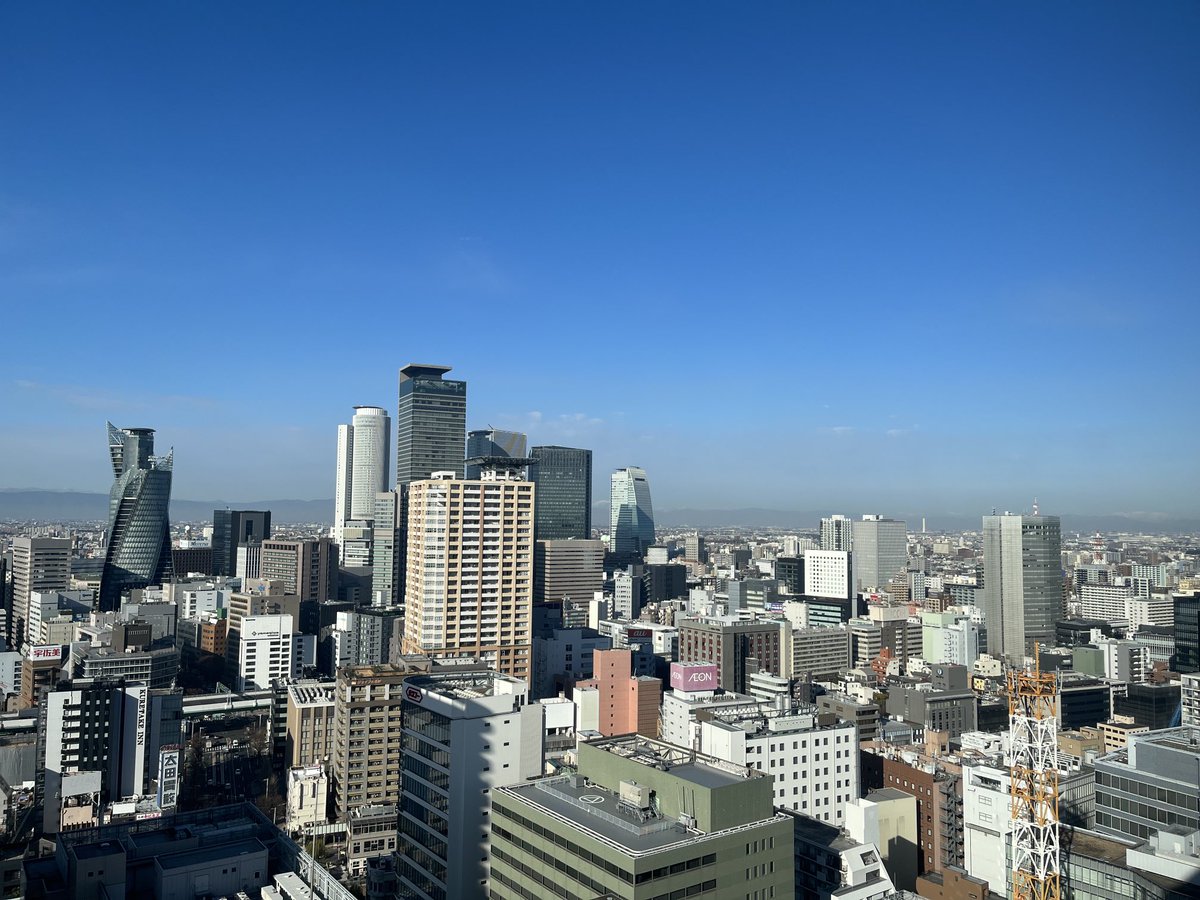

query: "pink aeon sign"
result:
(670, 662), (718, 692)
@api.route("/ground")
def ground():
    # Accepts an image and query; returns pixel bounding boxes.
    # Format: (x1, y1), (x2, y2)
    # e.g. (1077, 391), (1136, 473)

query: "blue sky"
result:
(2, 2), (1197, 517)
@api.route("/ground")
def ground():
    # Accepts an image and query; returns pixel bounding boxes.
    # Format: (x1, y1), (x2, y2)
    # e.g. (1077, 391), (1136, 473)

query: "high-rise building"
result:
(677, 616), (787, 693)
(804, 549), (852, 599)
(465, 428), (527, 479)
(820, 514), (854, 552)
(99, 424), (173, 610)
(396, 671), (543, 900)
(529, 445), (592, 540)
(371, 491), (402, 607)
(401, 469), (535, 680)
(684, 532), (707, 563)
(235, 613), (300, 691)
(334, 406), (391, 550)
(260, 538), (337, 602)
(211, 509), (271, 577)
(395, 364), (467, 486)
(10, 536), (70, 650)
(850, 515), (908, 594)
(1173, 591), (1200, 674)
(609, 466), (654, 556)
(981, 514), (1063, 662)
(331, 664), (410, 818)
(533, 539), (604, 608)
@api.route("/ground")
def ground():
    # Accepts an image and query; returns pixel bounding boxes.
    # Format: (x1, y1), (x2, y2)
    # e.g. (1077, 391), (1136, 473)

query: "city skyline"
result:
(3, 4), (1199, 517)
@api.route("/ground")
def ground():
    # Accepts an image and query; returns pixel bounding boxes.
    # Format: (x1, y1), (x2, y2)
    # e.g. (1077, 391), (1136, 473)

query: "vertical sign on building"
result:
(157, 745), (180, 809)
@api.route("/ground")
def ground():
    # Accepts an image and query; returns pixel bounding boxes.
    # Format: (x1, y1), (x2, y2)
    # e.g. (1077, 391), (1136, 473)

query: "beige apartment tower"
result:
(11, 536), (71, 650)
(401, 469), (535, 680)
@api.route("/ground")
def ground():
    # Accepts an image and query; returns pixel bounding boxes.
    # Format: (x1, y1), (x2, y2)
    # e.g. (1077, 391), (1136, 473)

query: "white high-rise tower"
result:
(333, 406), (391, 554)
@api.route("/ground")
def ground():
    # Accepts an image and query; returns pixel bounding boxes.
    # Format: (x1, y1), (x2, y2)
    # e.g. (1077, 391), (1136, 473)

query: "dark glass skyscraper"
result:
(99, 423), (173, 611)
(465, 428), (527, 479)
(395, 364), (467, 485)
(529, 445), (592, 540)
(1174, 591), (1200, 674)
(212, 509), (272, 577)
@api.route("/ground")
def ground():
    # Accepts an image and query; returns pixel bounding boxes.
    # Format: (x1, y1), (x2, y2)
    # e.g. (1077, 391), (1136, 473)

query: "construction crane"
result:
(1008, 645), (1061, 900)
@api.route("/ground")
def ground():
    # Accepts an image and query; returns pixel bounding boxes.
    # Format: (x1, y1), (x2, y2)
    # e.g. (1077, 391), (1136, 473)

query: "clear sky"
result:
(2, 2), (1197, 518)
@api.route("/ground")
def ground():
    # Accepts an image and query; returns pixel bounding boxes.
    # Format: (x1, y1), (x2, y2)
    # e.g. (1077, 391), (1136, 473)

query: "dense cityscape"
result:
(0, 361), (1195, 900)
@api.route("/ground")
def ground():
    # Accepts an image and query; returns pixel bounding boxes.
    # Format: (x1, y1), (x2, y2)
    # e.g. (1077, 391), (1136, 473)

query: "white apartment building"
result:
(1080, 582), (1134, 621)
(1126, 594), (1174, 629)
(402, 469), (535, 680)
(286, 765), (328, 835)
(660, 687), (766, 747)
(396, 671), (543, 900)
(699, 707), (859, 825)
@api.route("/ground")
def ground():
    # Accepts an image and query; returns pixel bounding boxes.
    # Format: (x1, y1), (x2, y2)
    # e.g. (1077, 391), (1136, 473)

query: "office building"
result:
(1113, 682), (1182, 730)
(821, 514), (854, 552)
(99, 424), (174, 611)
(610, 466), (655, 556)
(1174, 591), (1200, 673)
(787, 809), (898, 900)
(170, 545), (213, 576)
(677, 616), (787, 692)
(684, 532), (707, 563)
(10, 536), (70, 650)
(211, 509), (271, 577)
(981, 513), (1063, 662)
(534, 538), (604, 611)
(805, 550), (852, 600)
(395, 363), (467, 485)
(465, 428), (527, 479)
(334, 405), (391, 551)
(396, 671), (542, 900)
(849, 515), (906, 595)
(236, 613), (301, 691)
(285, 680), (335, 769)
(260, 538), (337, 602)
(699, 704), (859, 824)
(489, 735), (794, 900)
(793, 625), (852, 678)
(39, 680), (182, 834)
(573, 648), (661, 737)
(529, 445), (592, 540)
(531, 626), (612, 699)
(401, 469), (535, 680)
(369, 490), (402, 607)
(1095, 725), (1200, 841)
(884, 666), (978, 738)
(922, 611), (982, 667)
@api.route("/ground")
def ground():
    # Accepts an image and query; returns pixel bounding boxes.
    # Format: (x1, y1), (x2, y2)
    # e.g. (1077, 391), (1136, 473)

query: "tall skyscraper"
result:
(610, 466), (654, 556)
(982, 513), (1063, 662)
(395, 364), (467, 486)
(1174, 591), (1200, 674)
(465, 428), (527, 479)
(401, 467), (535, 679)
(529, 445), (592, 540)
(371, 490), (402, 607)
(99, 424), (173, 611)
(10, 536), (70, 650)
(211, 509), (271, 577)
(334, 406), (391, 549)
(820, 514), (854, 552)
(850, 515), (908, 594)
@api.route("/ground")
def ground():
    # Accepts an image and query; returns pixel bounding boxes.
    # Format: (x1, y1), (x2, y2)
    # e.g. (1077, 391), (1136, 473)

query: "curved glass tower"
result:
(99, 423), (174, 610)
(610, 466), (655, 556)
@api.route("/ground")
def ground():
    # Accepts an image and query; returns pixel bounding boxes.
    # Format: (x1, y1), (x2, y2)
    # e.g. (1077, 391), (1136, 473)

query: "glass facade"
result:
(212, 509), (271, 577)
(99, 424), (173, 611)
(396, 365), (467, 486)
(465, 429), (527, 479)
(530, 445), (592, 540)
(1173, 593), (1200, 674)
(610, 467), (655, 556)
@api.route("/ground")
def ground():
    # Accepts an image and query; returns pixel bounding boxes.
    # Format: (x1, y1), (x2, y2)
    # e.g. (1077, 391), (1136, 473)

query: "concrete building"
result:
(787, 809), (897, 900)
(371, 490), (403, 607)
(677, 616), (786, 693)
(884, 666), (978, 738)
(211, 509), (271, 577)
(698, 705), (859, 825)
(805, 550), (852, 600)
(260, 539), (337, 603)
(1095, 725), (1200, 841)
(285, 680), (335, 768)
(396, 670), (542, 900)
(572, 648), (661, 738)
(817, 693), (882, 744)
(534, 538), (604, 612)
(820, 514), (854, 553)
(530, 626), (611, 699)
(981, 513), (1063, 662)
(331, 664), (411, 818)
(489, 735), (794, 900)
(793, 625), (852, 678)
(851, 516), (907, 594)
(10, 536), (70, 651)
(849, 605), (923, 670)
(921, 611), (981, 668)
(401, 468), (535, 680)
(348, 803), (399, 877)
(236, 614), (303, 691)
(285, 764), (328, 835)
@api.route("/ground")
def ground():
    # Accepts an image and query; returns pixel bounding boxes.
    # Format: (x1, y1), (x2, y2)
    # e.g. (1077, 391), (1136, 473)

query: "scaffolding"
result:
(1007, 646), (1061, 900)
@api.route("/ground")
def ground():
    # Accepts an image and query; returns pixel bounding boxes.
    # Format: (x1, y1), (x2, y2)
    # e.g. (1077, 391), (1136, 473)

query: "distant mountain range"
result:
(3, 490), (1198, 534)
